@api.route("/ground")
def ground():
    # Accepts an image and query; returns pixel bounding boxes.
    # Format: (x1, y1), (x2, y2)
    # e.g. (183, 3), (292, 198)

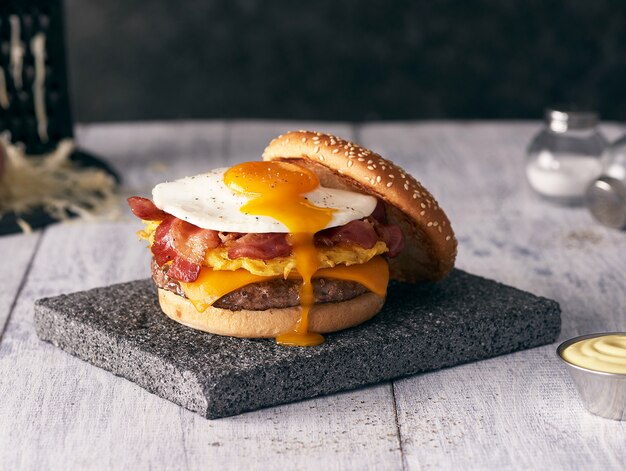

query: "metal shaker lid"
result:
(545, 108), (599, 132)
(586, 176), (626, 229)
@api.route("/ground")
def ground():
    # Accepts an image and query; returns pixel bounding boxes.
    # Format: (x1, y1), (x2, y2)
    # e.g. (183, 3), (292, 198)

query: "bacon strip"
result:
(227, 233), (291, 260)
(167, 256), (201, 283)
(127, 196), (168, 221)
(151, 217), (177, 265)
(376, 223), (405, 257)
(315, 220), (379, 250)
(368, 200), (404, 256)
(151, 217), (220, 282)
(170, 219), (220, 265)
(226, 219), (403, 261)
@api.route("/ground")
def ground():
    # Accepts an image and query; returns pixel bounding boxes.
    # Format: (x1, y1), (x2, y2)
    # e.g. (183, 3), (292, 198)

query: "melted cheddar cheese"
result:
(180, 256), (389, 313)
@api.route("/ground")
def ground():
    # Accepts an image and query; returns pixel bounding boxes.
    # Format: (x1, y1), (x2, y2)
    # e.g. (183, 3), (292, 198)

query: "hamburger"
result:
(127, 131), (456, 346)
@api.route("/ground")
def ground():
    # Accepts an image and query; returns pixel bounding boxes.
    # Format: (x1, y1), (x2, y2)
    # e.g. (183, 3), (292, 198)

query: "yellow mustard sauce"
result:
(562, 334), (626, 374)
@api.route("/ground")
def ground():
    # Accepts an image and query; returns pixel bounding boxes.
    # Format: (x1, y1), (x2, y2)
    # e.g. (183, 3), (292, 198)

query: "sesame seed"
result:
(386, 182), (393, 187)
(438, 226), (442, 233)
(301, 137), (307, 143)
(433, 222), (438, 226)
(446, 236), (451, 241)
(367, 160), (373, 164)
(427, 222), (433, 227)
(413, 194), (418, 199)
(318, 155), (325, 161)
(358, 157), (365, 162)
(367, 166), (374, 170)
(420, 210), (425, 216)
(332, 148), (340, 154)
(389, 174), (395, 179)
(376, 176), (382, 183)
(313, 146), (320, 153)
(421, 203), (426, 208)
(347, 160), (353, 167)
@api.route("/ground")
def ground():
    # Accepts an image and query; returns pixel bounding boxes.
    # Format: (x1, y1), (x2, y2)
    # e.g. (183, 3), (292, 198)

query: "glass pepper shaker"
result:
(526, 109), (608, 205)
(586, 133), (626, 229)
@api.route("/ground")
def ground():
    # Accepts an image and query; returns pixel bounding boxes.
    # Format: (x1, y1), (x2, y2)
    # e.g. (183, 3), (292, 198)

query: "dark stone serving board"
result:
(34, 270), (561, 419)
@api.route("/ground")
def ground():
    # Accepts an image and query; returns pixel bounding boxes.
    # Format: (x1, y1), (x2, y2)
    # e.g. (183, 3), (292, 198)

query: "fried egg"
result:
(152, 167), (377, 233)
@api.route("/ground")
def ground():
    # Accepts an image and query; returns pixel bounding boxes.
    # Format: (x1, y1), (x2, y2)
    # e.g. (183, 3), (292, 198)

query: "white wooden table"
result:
(1, 121), (625, 470)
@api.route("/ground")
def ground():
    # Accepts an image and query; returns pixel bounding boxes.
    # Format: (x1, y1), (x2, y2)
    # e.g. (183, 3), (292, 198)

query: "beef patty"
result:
(151, 258), (370, 311)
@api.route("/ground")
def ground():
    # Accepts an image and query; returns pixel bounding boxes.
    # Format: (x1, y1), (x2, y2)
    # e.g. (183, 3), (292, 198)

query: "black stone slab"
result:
(34, 270), (561, 419)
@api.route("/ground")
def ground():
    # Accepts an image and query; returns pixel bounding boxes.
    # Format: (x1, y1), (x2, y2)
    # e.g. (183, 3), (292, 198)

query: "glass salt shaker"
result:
(586, 134), (626, 229)
(526, 109), (608, 205)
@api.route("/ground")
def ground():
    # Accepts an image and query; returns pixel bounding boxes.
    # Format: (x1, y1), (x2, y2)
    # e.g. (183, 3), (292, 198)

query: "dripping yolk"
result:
(224, 161), (334, 346)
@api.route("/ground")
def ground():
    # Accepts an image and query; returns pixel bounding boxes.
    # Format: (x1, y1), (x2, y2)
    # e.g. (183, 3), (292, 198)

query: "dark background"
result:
(64, 0), (626, 123)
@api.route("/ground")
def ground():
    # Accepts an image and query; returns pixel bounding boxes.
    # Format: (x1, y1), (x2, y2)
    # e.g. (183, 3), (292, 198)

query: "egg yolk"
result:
(224, 161), (335, 346)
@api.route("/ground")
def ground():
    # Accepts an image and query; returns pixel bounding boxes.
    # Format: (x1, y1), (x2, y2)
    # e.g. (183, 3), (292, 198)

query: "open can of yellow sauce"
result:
(557, 332), (626, 421)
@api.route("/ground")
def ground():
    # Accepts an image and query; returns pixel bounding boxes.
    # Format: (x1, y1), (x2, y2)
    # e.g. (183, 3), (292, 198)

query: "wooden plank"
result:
(360, 122), (626, 470)
(5, 120), (623, 469)
(0, 232), (42, 337)
(76, 120), (230, 195)
(0, 121), (404, 470)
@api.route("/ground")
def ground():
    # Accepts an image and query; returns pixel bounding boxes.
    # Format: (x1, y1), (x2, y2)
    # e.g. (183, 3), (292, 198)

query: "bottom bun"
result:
(158, 288), (385, 338)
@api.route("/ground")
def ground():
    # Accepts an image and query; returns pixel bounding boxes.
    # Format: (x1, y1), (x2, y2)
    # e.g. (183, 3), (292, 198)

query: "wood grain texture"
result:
(0, 232), (42, 338)
(0, 121), (403, 471)
(1, 120), (624, 470)
(360, 121), (626, 470)
(75, 121), (229, 196)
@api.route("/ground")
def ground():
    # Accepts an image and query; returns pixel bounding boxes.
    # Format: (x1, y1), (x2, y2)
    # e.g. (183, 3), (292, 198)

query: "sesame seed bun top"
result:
(262, 130), (457, 282)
